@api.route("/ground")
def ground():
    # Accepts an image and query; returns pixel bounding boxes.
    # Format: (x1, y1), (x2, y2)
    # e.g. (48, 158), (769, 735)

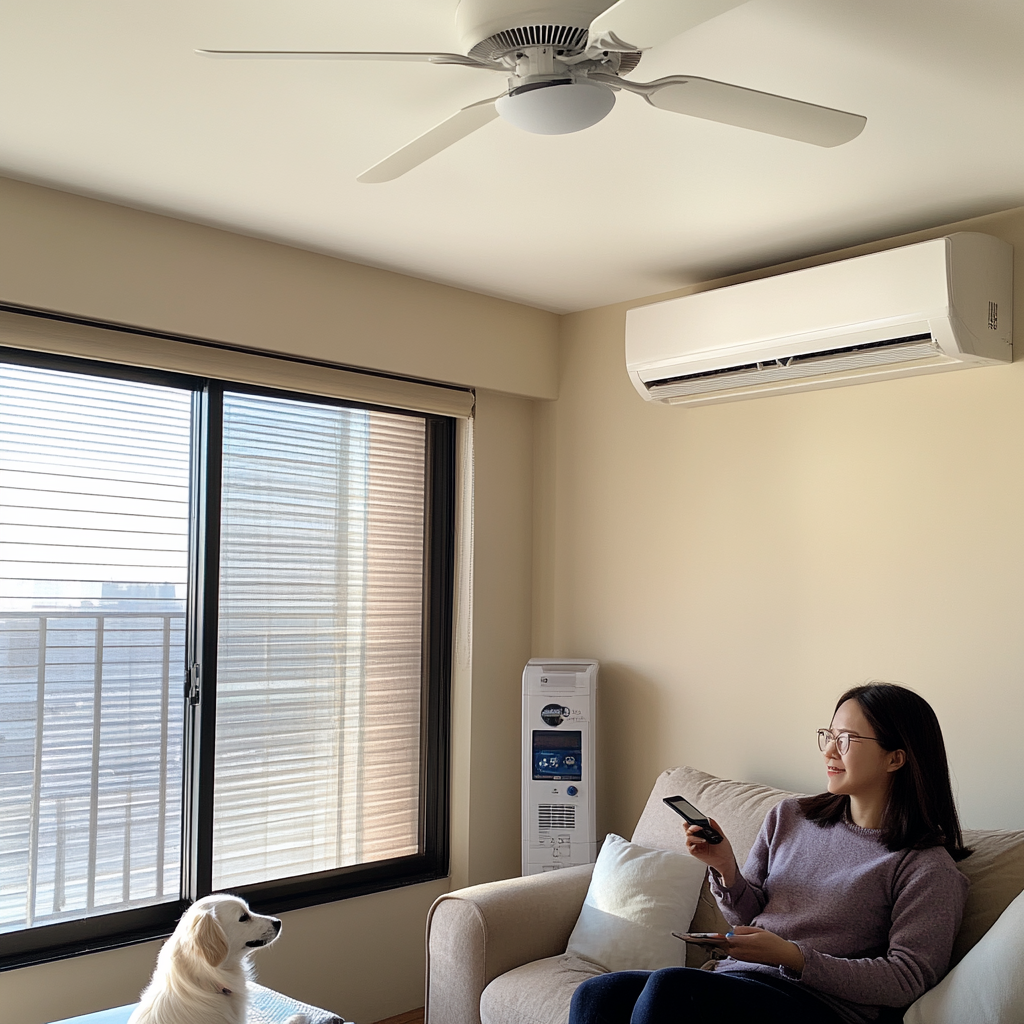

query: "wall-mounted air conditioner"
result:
(625, 232), (1013, 406)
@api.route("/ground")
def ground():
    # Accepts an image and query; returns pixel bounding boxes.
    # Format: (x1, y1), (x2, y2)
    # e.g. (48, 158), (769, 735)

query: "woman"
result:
(568, 682), (971, 1024)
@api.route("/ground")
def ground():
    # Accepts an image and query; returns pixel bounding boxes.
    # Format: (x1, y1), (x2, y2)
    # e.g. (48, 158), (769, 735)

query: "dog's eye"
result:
(238, 912), (250, 922)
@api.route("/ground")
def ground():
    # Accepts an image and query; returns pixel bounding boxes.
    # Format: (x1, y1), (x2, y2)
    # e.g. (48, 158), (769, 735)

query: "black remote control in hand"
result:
(663, 795), (725, 844)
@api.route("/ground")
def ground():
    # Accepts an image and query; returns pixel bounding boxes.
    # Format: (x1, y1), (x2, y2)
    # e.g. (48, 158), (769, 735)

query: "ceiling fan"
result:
(197, 0), (867, 183)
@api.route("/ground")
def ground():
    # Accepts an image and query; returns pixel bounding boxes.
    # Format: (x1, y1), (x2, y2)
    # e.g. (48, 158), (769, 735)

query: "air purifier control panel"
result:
(532, 729), (582, 780)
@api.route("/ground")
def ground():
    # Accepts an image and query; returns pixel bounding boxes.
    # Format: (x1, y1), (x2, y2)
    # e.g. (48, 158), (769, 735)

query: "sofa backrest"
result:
(631, 765), (1024, 967)
(955, 826), (1024, 965)
(631, 765), (794, 867)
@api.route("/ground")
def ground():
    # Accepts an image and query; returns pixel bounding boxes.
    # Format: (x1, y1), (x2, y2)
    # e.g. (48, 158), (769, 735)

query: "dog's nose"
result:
(272, 918), (281, 933)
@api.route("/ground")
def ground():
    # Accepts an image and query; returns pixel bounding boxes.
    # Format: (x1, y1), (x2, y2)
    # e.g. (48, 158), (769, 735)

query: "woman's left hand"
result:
(720, 926), (805, 973)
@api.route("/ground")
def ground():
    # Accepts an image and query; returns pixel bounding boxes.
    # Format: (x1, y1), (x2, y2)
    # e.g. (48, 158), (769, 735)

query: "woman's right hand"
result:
(684, 818), (739, 886)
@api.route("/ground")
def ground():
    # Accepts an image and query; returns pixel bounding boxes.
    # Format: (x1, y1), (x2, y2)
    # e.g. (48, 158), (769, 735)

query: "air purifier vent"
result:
(538, 803), (576, 830)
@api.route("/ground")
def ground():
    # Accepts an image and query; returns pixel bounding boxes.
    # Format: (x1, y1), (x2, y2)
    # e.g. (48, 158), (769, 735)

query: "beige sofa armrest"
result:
(425, 864), (595, 1024)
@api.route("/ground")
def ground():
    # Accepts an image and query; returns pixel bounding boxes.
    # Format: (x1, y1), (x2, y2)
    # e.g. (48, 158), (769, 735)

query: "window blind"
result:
(212, 392), (426, 887)
(0, 364), (190, 932)
(0, 308), (474, 420)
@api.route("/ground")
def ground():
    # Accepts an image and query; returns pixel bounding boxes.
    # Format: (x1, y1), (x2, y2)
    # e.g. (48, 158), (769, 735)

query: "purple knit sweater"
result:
(708, 798), (968, 1023)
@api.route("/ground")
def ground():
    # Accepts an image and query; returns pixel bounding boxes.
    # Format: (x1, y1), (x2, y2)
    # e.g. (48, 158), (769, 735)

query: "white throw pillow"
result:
(565, 833), (706, 973)
(904, 886), (1024, 1024)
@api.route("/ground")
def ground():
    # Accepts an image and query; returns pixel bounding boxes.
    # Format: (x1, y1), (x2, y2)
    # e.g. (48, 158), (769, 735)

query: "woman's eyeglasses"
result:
(816, 728), (883, 756)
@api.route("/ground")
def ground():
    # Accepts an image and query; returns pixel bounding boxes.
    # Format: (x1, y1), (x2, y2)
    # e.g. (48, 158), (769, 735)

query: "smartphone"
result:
(662, 795), (724, 844)
(672, 931), (730, 945)
(671, 929), (729, 942)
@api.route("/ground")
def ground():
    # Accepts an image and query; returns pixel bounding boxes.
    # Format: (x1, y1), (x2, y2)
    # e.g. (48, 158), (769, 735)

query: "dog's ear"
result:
(190, 909), (229, 967)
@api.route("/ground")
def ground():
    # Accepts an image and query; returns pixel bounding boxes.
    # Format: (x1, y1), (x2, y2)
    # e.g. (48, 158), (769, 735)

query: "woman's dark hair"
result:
(798, 682), (971, 860)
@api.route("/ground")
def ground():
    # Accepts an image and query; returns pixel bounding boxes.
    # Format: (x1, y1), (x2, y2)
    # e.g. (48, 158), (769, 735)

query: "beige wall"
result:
(466, 392), (536, 886)
(537, 206), (1024, 848)
(0, 177), (558, 399)
(0, 179), (545, 1023)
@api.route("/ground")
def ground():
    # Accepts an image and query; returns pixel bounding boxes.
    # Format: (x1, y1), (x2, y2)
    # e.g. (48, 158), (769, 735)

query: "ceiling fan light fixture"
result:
(495, 78), (615, 135)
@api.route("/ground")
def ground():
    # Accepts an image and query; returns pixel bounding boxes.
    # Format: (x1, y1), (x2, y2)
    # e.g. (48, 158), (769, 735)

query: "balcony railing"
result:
(0, 609), (185, 933)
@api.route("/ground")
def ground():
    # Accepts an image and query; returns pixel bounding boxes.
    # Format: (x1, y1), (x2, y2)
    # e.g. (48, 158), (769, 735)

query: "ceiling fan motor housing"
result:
(456, 1), (637, 136)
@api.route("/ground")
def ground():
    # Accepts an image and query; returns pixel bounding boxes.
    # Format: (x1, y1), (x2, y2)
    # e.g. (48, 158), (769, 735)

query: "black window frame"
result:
(0, 346), (454, 970)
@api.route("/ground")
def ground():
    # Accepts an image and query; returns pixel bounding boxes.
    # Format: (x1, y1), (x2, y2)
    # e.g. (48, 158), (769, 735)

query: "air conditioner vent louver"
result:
(646, 335), (944, 401)
(538, 803), (576, 830)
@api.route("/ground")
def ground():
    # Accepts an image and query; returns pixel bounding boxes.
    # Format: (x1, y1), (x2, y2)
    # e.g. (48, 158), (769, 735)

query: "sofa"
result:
(425, 765), (1024, 1024)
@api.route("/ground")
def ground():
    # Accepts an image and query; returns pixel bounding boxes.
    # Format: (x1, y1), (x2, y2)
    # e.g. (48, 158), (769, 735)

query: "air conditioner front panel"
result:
(626, 238), (953, 370)
(625, 232), (1013, 405)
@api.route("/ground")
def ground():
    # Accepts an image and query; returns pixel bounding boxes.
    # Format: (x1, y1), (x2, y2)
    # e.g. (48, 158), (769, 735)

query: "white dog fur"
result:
(128, 894), (308, 1024)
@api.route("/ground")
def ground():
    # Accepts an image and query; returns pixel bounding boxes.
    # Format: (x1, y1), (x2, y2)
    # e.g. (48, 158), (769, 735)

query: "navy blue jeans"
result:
(568, 968), (847, 1024)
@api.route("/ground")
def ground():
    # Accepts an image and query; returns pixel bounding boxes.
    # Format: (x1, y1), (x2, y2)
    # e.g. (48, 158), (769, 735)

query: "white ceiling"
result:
(2, 0), (1023, 313)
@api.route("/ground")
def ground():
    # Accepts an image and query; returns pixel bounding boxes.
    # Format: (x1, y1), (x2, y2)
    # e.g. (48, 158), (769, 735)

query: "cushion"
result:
(565, 833), (706, 972)
(480, 954), (606, 1024)
(904, 887), (1024, 1024)
(248, 983), (347, 1023)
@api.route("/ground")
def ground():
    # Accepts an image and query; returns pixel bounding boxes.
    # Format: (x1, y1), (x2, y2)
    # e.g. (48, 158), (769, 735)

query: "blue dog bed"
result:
(49, 982), (348, 1024)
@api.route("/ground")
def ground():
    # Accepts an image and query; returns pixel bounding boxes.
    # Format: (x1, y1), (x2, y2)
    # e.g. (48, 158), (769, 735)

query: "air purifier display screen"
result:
(532, 730), (582, 780)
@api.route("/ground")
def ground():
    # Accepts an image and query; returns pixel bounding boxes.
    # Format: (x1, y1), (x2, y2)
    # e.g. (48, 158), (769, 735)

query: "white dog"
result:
(128, 894), (307, 1024)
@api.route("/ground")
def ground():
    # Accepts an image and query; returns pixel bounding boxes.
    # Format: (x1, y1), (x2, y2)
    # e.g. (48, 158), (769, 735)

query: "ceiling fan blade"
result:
(587, 0), (749, 51)
(644, 76), (866, 147)
(195, 49), (502, 70)
(357, 95), (503, 183)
